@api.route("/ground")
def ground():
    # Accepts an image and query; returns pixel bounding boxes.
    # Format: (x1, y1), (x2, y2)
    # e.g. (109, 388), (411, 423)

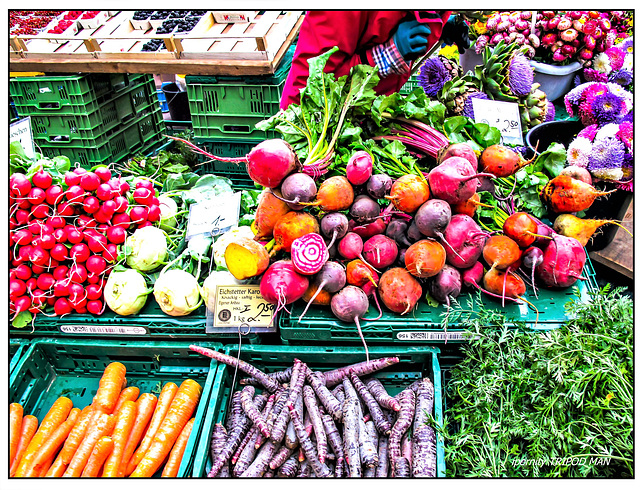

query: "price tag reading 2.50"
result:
(211, 285), (277, 333)
(471, 98), (524, 146)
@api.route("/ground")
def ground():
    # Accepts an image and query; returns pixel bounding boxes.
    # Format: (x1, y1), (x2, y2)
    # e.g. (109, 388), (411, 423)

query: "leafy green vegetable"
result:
(533, 142), (566, 178)
(443, 116), (501, 151)
(444, 286), (633, 477)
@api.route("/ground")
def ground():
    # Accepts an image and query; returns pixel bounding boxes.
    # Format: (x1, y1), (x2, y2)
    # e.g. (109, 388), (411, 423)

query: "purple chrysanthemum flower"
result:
(616, 121), (633, 150)
(591, 92), (624, 125)
(620, 109), (633, 124)
(545, 101), (555, 122)
(605, 47), (626, 70)
(584, 68), (609, 83)
(609, 69), (633, 86)
(564, 82), (606, 116)
(617, 36), (633, 54)
(462, 91), (489, 119)
(577, 124), (599, 142)
(417, 58), (451, 97)
(588, 137), (626, 177)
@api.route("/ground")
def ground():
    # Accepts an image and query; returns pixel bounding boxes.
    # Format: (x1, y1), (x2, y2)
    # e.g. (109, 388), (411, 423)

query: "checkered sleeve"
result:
(369, 38), (411, 77)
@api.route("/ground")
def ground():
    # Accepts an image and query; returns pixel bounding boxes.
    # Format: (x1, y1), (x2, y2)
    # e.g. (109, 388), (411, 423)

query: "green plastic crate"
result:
(279, 256), (599, 344)
(399, 74), (421, 95)
(13, 301), (260, 343)
(189, 343), (445, 478)
(9, 338), (223, 478)
(28, 79), (160, 143)
(9, 73), (148, 114)
(9, 338), (29, 376)
(38, 107), (166, 167)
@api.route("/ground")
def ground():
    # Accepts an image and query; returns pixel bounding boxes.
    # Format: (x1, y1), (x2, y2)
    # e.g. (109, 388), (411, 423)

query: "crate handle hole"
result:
(38, 102), (61, 110)
(222, 125), (251, 133)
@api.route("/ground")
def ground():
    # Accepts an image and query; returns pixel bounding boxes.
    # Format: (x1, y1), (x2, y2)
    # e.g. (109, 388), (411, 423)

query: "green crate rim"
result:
(189, 343), (445, 478)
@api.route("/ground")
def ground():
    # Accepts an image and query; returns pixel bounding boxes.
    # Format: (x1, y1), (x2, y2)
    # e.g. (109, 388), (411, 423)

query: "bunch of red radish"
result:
(9, 165), (162, 323)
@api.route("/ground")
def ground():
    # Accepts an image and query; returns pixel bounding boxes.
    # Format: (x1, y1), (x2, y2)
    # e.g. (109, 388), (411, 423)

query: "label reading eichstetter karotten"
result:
(207, 285), (277, 333)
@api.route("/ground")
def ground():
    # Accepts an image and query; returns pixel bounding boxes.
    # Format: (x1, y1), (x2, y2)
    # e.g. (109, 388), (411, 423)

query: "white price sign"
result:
(472, 98), (523, 146)
(207, 285), (277, 333)
(186, 192), (241, 239)
(10, 117), (36, 159)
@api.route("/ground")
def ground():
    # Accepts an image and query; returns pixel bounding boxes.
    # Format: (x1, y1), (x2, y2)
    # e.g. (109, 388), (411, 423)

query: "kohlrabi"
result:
(125, 226), (168, 272)
(104, 268), (151, 316)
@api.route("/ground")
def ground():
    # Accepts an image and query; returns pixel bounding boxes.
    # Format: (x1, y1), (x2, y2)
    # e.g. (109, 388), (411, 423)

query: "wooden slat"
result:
(589, 195), (634, 278)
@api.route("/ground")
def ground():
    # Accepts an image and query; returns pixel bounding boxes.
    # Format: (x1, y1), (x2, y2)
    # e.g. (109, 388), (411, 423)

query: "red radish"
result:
(479, 144), (534, 177)
(271, 211), (319, 255)
(80, 171), (101, 191)
(86, 255), (107, 274)
(552, 214), (632, 247)
(138, 221), (153, 229)
(17, 245), (33, 263)
(259, 260), (309, 324)
(291, 233), (329, 275)
(502, 211), (540, 248)
(15, 209), (30, 225)
(298, 261), (347, 320)
(53, 280), (70, 297)
(330, 285), (372, 361)
(68, 282), (87, 307)
(346, 259), (379, 288)
(385, 174), (430, 213)
(30, 290), (48, 313)
(378, 267), (423, 315)
(12, 229), (32, 246)
(112, 213), (131, 229)
(129, 206), (148, 224)
(39, 233), (56, 250)
(86, 233), (108, 254)
(96, 223), (109, 234)
(10, 279), (26, 300)
(96, 183), (113, 201)
(70, 243), (91, 262)
(69, 264), (88, 283)
(57, 202), (76, 218)
(87, 300), (104, 315)
(27, 187), (46, 205)
(147, 204), (161, 222)
(135, 178), (155, 190)
(87, 272), (102, 285)
(26, 276), (38, 291)
(47, 216), (66, 229)
(17, 198), (31, 209)
(276, 172), (318, 210)
(320, 212), (349, 250)
(14, 264), (32, 281)
(405, 239), (446, 278)
(542, 175), (616, 213)
(536, 235), (587, 289)
(32, 169), (53, 189)
(252, 190), (291, 240)
(54, 297), (73, 316)
(428, 157), (494, 205)
(170, 136), (300, 188)
(94, 166), (112, 182)
(483, 235), (522, 271)
(45, 185), (64, 206)
(83, 196), (101, 214)
(362, 235), (398, 270)
(113, 196), (128, 214)
(10, 173), (31, 197)
(29, 246), (50, 267)
(100, 200), (117, 216)
(106, 226), (126, 244)
(103, 243), (119, 263)
(36, 273), (56, 291)
(346, 151), (373, 185)
(64, 171), (81, 186)
(133, 187), (154, 206)
(76, 214), (97, 230)
(65, 185), (86, 204)
(31, 203), (49, 219)
(53, 265), (69, 281)
(86, 283), (103, 300)
(438, 143), (478, 170)
(367, 173), (393, 199)
(303, 176), (354, 212)
(11, 296), (32, 319)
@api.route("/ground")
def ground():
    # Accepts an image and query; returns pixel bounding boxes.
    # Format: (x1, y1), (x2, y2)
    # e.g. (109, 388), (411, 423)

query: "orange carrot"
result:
(28, 407), (81, 477)
(119, 393), (158, 476)
(10, 415), (38, 477)
(102, 400), (137, 478)
(130, 379), (202, 478)
(9, 403), (23, 467)
(45, 453), (67, 477)
(126, 382), (178, 474)
(93, 362), (127, 414)
(59, 405), (93, 465)
(113, 386), (140, 414)
(63, 412), (116, 477)
(81, 436), (114, 477)
(37, 455), (54, 477)
(14, 396), (73, 477)
(161, 418), (194, 477)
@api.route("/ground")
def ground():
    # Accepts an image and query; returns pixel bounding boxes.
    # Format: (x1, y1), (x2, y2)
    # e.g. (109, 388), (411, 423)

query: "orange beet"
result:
(304, 176), (354, 212)
(404, 239), (446, 278)
(252, 190), (291, 240)
(378, 267), (423, 315)
(301, 283), (333, 306)
(483, 235), (522, 270)
(502, 212), (539, 248)
(385, 174), (430, 213)
(346, 259), (379, 288)
(272, 211), (319, 254)
(483, 267), (526, 299)
(479, 144), (532, 177)
(553, 214), (632, 247)
(541, 175), (616, 213)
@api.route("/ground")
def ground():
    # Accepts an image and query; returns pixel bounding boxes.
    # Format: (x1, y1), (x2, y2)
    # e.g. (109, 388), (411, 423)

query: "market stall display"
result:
(7, 9), (634, 481)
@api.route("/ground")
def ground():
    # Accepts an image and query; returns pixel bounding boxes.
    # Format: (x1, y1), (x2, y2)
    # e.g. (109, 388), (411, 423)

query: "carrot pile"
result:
(9, 362), (202, 478)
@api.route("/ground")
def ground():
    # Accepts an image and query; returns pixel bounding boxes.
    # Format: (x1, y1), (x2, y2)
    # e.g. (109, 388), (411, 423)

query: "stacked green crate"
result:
(9, 73), (166, 167)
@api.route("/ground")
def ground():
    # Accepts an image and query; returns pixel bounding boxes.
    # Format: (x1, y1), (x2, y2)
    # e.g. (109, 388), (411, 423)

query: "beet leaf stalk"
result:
(373, 116), (449, 160)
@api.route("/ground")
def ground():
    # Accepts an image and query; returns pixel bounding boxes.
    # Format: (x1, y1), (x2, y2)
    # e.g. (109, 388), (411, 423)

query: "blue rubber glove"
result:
(393, 20), (432, 61)
(441, 14), (471, 54)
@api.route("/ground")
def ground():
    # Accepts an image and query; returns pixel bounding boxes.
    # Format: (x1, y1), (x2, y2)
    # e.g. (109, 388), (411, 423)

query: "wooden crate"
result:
(9, 10), (303, 75)
(590, 194), (634, 279)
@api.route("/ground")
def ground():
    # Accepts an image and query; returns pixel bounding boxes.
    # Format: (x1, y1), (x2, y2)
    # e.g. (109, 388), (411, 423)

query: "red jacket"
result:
(280, 10), (450, 110)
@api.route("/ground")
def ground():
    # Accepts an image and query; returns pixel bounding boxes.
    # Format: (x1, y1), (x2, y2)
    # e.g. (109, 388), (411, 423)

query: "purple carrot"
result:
(297, 460), (311, 478)
(286, 402), (332, 477)
(412, 425), (437, 477)
(190, 345), (280, 392)
(365, 378), (401, 412)
(302, 385), (327, 463)
(401, 433), (412, 470)
(209, 423), (230, 478)
(358, 416), (378, 468)
(270, 445), (295, 471)
(375, 435), (389, 477)
(239, 439), (281, 477)
(342, 379), (362, 477)
(272, 360), (306, 444)
(277, 453), (299, 477)
(331, 384), (345, 404)
(323, 357), (400, 387)
(255, 388), (288, 449)
(240, 385), (271, 438)
(239, 366), (293, 387)
(412, 378), (435, 431)
(394, 456), (412, 477)
(233, 428), (262, 476)
(307, 370), (343, 421)
(388, 388), (416, 476)
(349, 371), (392, 435)
(285, 394), (304, 449)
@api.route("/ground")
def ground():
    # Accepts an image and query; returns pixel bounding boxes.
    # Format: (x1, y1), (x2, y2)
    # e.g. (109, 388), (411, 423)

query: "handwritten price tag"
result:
(207, 285), (277, 333)
(472, 98), (523, 146)
(186, 192), (241, 239)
